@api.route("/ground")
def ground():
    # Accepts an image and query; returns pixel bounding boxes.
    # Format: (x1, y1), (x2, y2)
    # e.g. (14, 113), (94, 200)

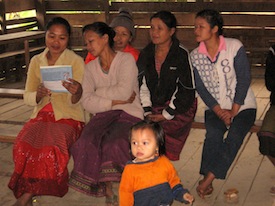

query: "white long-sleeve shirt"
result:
(82, 51), (143, 119)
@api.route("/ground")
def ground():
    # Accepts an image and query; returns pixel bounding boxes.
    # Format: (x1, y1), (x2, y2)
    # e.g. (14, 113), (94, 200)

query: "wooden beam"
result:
(191, 117), (262, 133)
(0, 88), (24, 98)
(5, 17), (38, 26)
(45, 0), (106, 11)
(4, 0), (36, 13)
(110, 2), (275, 13)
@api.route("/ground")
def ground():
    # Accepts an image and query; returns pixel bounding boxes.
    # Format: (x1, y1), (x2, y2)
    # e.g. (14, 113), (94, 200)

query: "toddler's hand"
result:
(183, 193), (194, 204)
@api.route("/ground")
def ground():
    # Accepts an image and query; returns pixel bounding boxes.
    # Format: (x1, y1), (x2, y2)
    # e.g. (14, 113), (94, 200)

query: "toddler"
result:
(119, 120), (194, 205)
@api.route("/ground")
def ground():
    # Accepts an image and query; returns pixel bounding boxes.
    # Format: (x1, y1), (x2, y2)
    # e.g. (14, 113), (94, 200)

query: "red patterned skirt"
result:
(8, 104), (84, 198)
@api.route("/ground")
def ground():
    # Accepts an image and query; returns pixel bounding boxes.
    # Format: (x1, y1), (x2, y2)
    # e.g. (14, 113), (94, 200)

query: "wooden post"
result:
(103, 0), (110, 24)
(35, 0), (46, 31)
(0, 0), (7, 34)
(24, 39), (30, 70)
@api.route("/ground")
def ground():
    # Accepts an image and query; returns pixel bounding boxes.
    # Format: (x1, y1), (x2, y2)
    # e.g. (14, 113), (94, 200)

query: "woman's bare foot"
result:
(197, 180), (214, 198)
(197, 172), (215, 199)
(105, 182), (118, 206)
(13, 193), (33, 206)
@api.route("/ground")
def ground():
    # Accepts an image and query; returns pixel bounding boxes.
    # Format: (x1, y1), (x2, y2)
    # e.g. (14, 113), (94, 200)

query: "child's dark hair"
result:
(82, 22), (116, 48)
(196, 9), (223, 35)
(46, 17), (71, 36)
(129, 120), (166, 156)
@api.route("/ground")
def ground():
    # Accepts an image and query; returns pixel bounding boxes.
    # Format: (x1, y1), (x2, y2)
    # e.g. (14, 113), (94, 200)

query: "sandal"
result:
(270, 186), (275, 196)
(105, 194), (118, 206)
(197, 180), (214, 198)
(224, 188), (239, 204)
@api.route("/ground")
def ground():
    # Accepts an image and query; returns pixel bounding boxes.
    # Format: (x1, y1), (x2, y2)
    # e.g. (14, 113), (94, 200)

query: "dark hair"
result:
(129, 120), (166, 156)
(82, 22), (116, 48)
(150, 10), (177, 38)
(196, 9), (223, 35)
(46, 17), (71, 36)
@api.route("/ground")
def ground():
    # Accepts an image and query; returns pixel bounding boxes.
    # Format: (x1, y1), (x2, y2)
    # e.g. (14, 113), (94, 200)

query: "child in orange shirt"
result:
(119, 120), (194, 205)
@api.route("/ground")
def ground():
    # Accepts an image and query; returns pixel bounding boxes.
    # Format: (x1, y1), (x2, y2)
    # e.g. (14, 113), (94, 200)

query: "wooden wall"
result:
(1, 0), (275, 79)
(43, 0), (275, 75)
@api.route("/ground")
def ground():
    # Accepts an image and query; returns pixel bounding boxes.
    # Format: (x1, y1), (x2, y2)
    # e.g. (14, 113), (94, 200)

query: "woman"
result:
(137, 10), (197, 161)
(68, 22), (143, 206)
(257, 44), (275, 195)
(190, 9), (257, 199)
(85, 7), (139, 63)
(8, 17), (85, 206)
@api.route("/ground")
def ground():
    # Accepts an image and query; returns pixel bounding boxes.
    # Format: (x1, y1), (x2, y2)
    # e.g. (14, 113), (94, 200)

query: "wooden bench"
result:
(0, 117), (262, 144)
(0, 31), (45, 69)
(0, 88), (24, 98)
(0, 127), (22, 143)
(0, 0), (46, 81)
(191, 116), (262, 133)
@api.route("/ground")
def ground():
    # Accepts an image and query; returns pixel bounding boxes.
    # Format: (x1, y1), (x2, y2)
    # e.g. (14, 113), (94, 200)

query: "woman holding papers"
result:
(8, 17), (85, 206)
(68, 22), (143, 205)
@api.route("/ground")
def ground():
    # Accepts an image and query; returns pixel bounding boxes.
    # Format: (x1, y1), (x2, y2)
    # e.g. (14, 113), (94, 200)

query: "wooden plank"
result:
(6, 23), (39, 33)
(110, 2), (275, 13)
(191, 119), (262, 133)
(130, 13), (275, 28)
(0, 120), (273, 205)
(0, 46), (45, 59)
(0, 99), (25, 114)
(45, 0), (106, 11)
(132, 27), (275, 51)
(0, 125), (22, 143)
(0, 88), (24, 98)
(212, 133), (261, 205)
(0, 104), (32, 122)
(4, 0), (35, 13)
(0, 98), (18, 106)
(46, 13), (105, 26)
(244, 155), (275, 206)
(5, 17), (38, 26)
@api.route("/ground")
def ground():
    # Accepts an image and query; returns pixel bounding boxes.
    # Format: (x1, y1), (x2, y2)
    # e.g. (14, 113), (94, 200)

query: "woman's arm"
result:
(163, 49), (195, 119)
(233, 46), (251, 106)
(265, 45), (275, 92)
(24, 56), (46, 106)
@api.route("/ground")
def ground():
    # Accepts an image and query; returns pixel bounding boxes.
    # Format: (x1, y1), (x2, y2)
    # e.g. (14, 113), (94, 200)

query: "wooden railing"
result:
(0, 0), (45, 81)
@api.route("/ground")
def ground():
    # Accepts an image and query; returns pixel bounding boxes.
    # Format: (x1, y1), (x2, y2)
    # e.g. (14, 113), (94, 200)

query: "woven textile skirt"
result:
(8, 104), (84, 198)
(153, 98), (197, 161)
(69, 110), (141, 197)
(257, 105), (275, 157)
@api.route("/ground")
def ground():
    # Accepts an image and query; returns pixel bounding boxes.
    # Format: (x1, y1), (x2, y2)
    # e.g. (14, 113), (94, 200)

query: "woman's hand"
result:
(36, 84), (51, 103)
(213, 105), (232, 126)
(229, 103), (241, 118)
(127, 91), (136, 103)
(146, 114), (166, 122)
(62, 78), (83, 104)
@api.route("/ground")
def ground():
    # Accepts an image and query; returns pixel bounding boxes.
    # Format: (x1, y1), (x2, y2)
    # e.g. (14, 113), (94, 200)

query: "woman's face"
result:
(194, 17), (217, 43)
(149, 17), (175, 46)
(113, 26), (132, 51)
(84, 30), (108, 57)
(46, 24), (69, 56)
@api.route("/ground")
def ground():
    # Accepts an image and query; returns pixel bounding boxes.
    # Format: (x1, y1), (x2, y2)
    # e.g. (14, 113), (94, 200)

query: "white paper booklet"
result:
(40, 65), (72, 92)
